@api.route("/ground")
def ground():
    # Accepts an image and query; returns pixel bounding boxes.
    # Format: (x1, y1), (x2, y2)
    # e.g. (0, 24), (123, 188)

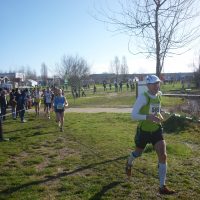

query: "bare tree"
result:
(41, 62), (48, 86)
(95, 0), (200, 77)
(57, 55), (90, 96)
(120, 56), (129, 81)
(110, 56), (120, 81)
(26, 66), (37, 80)
(18, 66), (25, 74)
(4, 66), (37, 80)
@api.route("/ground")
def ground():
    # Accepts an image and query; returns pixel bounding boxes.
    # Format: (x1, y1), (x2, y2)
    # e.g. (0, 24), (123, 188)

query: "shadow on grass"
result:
(0, 155), (157, 200)
(89, 181), (123, 200)
(3, 127), (55, 139)
(3, 126), (47, 134)
(0, 156), (126, 196)
(0, 155), (158, 198)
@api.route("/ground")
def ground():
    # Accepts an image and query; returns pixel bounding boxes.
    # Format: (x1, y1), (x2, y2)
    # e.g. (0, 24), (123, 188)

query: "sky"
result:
(0, 0), (199, 77)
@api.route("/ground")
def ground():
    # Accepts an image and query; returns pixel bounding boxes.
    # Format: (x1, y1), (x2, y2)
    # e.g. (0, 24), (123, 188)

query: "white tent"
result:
(27, 79), (38, 87)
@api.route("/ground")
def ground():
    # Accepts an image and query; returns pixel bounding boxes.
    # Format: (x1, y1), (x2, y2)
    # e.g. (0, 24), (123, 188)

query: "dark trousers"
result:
(0, 107), (6, 120)
(20, 109), (25, 122)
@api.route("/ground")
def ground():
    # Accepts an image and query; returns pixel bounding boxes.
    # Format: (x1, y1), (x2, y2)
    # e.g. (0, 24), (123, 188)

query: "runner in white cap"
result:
(125, 74), (175, 195)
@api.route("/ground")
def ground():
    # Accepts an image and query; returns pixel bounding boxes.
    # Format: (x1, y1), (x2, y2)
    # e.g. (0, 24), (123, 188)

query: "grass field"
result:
(0, 84), (200, 199)
(66, 87), (185, 109)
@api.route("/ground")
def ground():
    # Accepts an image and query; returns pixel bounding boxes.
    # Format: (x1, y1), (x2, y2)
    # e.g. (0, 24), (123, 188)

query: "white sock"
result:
(159, 163), (167, 187)
(128, 152), (137, 165)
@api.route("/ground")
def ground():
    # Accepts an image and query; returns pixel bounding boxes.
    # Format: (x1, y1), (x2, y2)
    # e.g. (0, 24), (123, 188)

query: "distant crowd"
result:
(101, 80), (135, 92)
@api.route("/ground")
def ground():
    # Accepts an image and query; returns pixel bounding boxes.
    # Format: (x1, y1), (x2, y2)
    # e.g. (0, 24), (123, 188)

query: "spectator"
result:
(17, 90), (27, 123)
(9, 89), (17, 119)
(0, 90), (7, 121)
(119, 81), (123, 92)
(93, 84), (97, 94)
(81, 87), (86, 97)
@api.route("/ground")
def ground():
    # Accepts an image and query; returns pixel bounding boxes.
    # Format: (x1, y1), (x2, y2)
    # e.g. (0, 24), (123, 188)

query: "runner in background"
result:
(42, 88), (46, 113)
(34, 87), (42, 116)
(9, 89), (17, 119)
(53, 88), (68, 132)
(14, 88), (21, 119)
(44, 87), (53, 119)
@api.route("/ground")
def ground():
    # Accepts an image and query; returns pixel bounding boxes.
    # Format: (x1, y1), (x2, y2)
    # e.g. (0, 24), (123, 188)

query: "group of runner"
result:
(0, 86), (68, 131)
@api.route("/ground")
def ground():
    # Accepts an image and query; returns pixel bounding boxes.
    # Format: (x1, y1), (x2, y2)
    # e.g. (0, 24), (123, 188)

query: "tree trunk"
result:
(155, 3), (161, 77)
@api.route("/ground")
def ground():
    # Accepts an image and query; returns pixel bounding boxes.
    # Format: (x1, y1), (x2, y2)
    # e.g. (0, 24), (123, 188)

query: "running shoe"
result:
(159, 185), (175, 195)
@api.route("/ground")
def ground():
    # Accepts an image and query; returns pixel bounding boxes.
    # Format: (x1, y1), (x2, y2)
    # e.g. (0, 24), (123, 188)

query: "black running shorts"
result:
(134, 126), (164, 149)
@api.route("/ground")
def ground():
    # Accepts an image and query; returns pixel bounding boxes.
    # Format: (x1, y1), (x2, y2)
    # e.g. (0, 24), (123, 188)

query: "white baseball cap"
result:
(146, 75), (161, 84)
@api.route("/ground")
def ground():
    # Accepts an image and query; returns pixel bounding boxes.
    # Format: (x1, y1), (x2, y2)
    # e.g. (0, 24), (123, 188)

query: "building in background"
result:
(0, 72), (25, 88)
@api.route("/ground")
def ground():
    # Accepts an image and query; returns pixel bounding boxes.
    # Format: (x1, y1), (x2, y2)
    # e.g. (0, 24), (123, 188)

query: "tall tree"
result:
(120, 56), (129, 82)
(26, 66), (37, 80)
(121, 56), (129, 77)
(41, 63), (48, 86)
(18, 66), (25, 74)
(96, 0), (200, 77)
(57, 55), (90, 95)
(110, 56), (120, 81)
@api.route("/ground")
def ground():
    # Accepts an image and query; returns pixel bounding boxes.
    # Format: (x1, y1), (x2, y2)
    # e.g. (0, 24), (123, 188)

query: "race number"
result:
(57, 103), (64, 110)
(149, 103), (160, 114)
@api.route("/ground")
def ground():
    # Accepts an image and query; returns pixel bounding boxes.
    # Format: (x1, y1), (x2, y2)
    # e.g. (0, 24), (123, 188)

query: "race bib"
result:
(57, 103), (64, 110)
(149, 103), (160, 114)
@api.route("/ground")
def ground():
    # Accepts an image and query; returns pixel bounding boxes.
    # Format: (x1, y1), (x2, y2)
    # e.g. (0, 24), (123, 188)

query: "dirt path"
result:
(65, 107), (132, 113)
(26, 107), (132, 114)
